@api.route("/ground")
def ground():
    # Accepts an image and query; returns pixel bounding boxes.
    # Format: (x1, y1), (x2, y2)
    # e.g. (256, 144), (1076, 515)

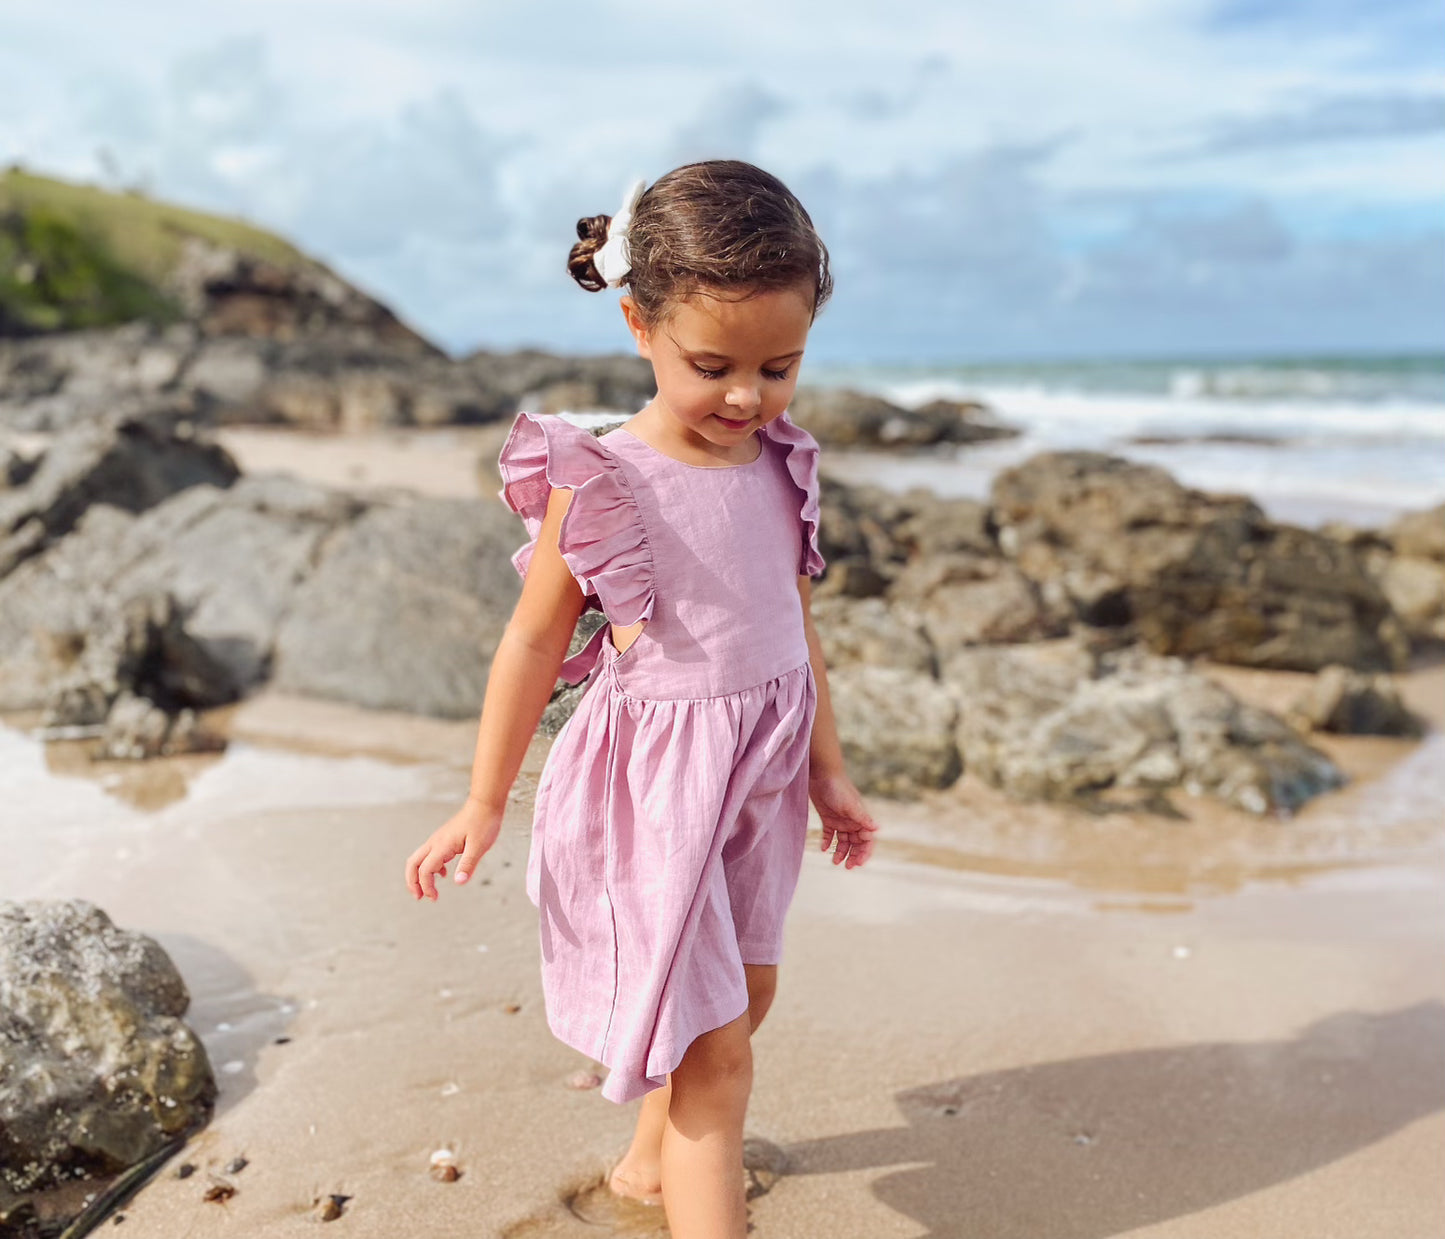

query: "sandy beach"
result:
(4, 428), (1444, 1238)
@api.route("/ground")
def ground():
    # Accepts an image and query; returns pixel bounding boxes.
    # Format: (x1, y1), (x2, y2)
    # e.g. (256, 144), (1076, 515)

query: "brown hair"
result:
(567, 160), (832, 326)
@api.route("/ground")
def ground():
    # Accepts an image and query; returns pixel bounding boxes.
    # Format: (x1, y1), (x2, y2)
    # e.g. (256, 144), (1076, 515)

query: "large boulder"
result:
(1366, 504), (1445, 647)
(0, 406), (239, 575)
(825, 664), (963, 797)
(0, 900), (215, 1232)
(945, 644), (1346, 815)
(39, 591), (236, 758)
(272, 495), (523, 717)
(788, 387), (1017, 449)
(0, 474), (362, 710)
(991, 452), (1406, 673)
(810, 595), (935, 674)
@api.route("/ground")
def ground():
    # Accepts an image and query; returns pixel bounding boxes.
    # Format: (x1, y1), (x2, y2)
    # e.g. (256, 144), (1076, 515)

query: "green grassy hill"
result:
(0, 167), (323, 336)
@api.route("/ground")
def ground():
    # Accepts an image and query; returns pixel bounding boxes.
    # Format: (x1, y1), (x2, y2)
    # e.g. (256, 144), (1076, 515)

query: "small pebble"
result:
(176, 1163), (196, 1180)
(440, 1082), (460, 1097)
(430, 1163), (460, 1183)
(225, 1157), (249, 1174)
(274, 1036), (292, 1045)
(565, 1069), (602, 1091)
(1172, 945), (1192, 959)
(502, 1002), (521, 1015)
(203, 1182), (236, 1203)
(221, 1060), (244, 1074)
(314, 1193), (351, 1222)
(112, 1213), (125, 1224)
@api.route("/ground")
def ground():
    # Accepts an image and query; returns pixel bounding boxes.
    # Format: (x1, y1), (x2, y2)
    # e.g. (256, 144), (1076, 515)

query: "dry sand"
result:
(4, 430), (1443, 1237)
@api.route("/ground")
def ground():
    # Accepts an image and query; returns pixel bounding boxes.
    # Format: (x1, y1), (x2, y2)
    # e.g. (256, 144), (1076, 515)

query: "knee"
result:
(674, 1020), (753, 1098)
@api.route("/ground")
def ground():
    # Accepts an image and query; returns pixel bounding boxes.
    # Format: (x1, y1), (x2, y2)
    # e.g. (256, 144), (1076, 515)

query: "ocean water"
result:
(802, 353), (1445, 528)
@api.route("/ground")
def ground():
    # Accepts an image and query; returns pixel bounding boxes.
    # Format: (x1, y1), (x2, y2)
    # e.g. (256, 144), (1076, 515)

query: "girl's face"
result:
(621, 284), (813, 454)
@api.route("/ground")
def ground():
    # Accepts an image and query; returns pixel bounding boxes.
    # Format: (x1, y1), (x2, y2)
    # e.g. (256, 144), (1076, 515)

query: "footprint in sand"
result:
(503, 1137), (787, 1237)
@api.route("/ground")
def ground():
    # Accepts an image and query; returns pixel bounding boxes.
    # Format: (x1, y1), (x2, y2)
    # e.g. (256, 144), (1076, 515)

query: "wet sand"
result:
(4, 429), (1443, 1236)
(4, 661), (1443, 1238)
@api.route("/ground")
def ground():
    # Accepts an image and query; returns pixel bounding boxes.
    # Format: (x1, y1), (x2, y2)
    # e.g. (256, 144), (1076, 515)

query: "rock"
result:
(0, 406), (240, 576)
(814, 476), (1007, 602)
(991, 452), (1406, 673)
(945, 644), (1346, 815)
(810, 596), (935, 673)
(0, 475), (362, 711)
(888, 556), (1066, 657)
(788, 387), (1017, 449)
(1289, 665), (1424, 737)
(1359, 504), (1445, 647)
(0, 900), (215, 1226)
(1373, 555), (1445, 644)
(93, 692), (226, 761)
(1386, 503), (1445, 562)
(40, 592), (240, 728)
(164, 235), (438, 353)
(0, 440), (38, 486)
(825, 664), (962, 797)
(271, 495), (522, 717)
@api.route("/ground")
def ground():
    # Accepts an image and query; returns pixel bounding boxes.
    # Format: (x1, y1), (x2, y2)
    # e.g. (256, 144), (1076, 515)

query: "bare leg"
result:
(661, 1010), (753, 1238)
(610, 965), (777, 1204)
(609, 1078), (671, 1203)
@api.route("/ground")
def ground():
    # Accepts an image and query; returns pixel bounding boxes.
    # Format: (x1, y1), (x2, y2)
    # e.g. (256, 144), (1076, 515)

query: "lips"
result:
(715, 415), (752, 429)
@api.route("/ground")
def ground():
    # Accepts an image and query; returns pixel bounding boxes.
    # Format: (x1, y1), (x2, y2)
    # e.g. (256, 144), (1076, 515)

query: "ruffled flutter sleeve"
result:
(764, 411), (827, 578)
(497, 411), (655, 683)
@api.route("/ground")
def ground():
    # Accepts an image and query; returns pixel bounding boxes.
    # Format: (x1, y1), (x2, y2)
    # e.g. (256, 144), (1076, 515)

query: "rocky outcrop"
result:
(0, 405), (239, 575)
(1362, 504), (1445, 647)
(788, 387), (1018, 449)
(1288, 665), (1424, 738)
(0, 473), (362, 710)
(0, 900), (215, 1232)
(0, 324), (656, 434)
(272, 494), (522, 717)
(990, 452), (1407, 673)
(945, 644), (1346, 815)
(39, 592), (235, 758)
(825, 664), (963, 797)
(0, 471), (531, 721)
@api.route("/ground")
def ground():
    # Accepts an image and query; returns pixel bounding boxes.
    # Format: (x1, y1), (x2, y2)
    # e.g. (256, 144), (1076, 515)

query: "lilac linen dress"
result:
(496, 409), (826, 1104)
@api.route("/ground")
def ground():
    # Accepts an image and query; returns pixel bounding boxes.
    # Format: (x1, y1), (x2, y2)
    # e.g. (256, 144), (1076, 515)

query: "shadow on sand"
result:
(782, 1003), (1445, 1237)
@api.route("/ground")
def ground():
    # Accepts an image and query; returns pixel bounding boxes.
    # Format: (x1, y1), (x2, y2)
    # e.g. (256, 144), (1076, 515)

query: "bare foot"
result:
(608, 1151), (663, 1206)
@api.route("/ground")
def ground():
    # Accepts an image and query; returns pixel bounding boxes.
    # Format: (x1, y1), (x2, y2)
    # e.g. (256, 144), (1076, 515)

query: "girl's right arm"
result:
(404, 486), (585, 901)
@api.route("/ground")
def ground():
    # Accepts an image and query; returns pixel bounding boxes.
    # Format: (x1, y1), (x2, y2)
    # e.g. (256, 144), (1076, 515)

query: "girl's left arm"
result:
(798, 574), (880, 869)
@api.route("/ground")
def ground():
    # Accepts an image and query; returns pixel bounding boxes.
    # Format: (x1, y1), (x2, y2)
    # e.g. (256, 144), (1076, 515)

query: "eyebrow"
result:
(681, 348), (805, 364)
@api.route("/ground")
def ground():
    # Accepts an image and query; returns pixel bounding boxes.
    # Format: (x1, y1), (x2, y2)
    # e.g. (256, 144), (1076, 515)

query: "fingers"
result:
(454, 837), (486, 886)
(410, 842), (457, 902)
(819, 822), (836, 854)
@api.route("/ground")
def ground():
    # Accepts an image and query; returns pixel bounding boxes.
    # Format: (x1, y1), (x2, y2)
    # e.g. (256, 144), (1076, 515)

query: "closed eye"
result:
(692, 364), (796, 381)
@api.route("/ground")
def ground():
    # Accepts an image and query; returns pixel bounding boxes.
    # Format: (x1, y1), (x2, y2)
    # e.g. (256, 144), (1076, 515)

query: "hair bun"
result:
(568, 214), (612, 292)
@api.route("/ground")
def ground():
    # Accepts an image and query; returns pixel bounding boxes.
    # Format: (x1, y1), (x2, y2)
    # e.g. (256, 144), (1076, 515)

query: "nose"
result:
(726, 382), (762, 413)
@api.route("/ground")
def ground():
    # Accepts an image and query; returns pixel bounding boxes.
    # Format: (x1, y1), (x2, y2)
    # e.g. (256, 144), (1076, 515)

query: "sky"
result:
(2, 0), (1443, 364)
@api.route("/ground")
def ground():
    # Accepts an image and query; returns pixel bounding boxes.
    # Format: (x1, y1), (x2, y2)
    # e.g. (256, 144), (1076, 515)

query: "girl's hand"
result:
(809, 771), (879, 869)
(405, 798), (503, 901)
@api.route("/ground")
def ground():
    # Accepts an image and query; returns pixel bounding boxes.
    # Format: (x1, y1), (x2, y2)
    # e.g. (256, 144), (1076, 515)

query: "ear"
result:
(619, 296), (653, 361)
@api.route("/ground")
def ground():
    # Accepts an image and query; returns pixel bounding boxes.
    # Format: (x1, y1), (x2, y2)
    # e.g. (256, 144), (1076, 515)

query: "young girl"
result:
(403, 159), (879, 1238)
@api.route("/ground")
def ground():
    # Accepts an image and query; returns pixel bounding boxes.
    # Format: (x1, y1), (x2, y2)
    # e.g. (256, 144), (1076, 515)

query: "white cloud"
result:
(1, 0), (1441, 358)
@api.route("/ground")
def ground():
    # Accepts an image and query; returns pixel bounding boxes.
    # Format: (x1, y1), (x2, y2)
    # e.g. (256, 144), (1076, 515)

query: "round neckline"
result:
(612, 426), (766, 470)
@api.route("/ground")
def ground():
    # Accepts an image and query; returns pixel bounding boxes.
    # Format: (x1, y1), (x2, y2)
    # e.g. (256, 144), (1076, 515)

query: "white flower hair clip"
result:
(593, 178), (647, 289)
